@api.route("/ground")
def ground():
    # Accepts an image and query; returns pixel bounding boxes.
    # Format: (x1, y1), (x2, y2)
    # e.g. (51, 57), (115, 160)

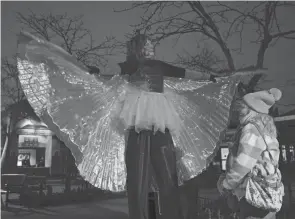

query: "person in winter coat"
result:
(217, 88), (284, 219)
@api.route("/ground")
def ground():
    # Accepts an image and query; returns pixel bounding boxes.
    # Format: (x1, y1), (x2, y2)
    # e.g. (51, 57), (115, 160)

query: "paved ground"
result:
(1, 189), (219, 219)
(2, 185), (294, 219)
(1, 198), (129, 219)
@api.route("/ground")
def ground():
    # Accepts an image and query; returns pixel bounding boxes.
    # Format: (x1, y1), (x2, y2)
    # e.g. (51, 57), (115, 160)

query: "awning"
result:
(17, 128), (53, 136)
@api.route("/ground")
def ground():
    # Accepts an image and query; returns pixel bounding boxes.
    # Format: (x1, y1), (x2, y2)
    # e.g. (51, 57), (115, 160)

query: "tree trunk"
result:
(246, 74), (264, 93)
(221, 44), (235, 72)
(1, 135), (9, 170)
(256, 37), (272, 69)
(65, 173), (71, 193)
(1, 114), (11, 170)
(248, 34), (272, 92)
(188, 2), (236, 72)
(64, 151), (73, 193)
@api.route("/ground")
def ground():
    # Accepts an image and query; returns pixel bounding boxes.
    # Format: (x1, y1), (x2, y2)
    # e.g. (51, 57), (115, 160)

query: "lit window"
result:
(281, 145), (287, 162)
(290, 145), (295, 162)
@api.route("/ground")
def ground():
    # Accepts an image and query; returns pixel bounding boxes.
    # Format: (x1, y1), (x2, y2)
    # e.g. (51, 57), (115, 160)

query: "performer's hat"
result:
(126, 30), (155, 61)
(243, 88), (282, 114)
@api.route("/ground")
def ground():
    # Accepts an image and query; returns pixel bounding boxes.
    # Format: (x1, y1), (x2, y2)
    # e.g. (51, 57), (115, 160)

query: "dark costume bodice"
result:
(118, 60), (185, 93)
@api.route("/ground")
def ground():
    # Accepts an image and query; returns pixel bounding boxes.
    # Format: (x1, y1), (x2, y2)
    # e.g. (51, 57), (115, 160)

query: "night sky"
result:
(2, 1), (295, 113)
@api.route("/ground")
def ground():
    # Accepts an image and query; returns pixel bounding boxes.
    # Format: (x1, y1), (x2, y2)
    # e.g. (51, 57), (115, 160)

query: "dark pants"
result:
(179, 178), (199, 219)
(125, 128), (182, 219)
(239, 198), (276, 219)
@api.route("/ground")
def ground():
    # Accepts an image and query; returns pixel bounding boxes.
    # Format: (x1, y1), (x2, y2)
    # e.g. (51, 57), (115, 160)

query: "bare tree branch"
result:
(121, 2), (293, 71)
(188, 1), (235, 71)
(174, 46), (225, 73)
(1, 56), (25, 111)
(272, 30), (295, 39)
(16, 11), (123, 68)
(214, 1), (295, 69)
(115, 1), (238, 73)
(2, 10), (127, 125)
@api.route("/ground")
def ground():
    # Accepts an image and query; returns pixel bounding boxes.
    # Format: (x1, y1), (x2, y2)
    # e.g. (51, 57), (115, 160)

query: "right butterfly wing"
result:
(164, 76), (241, 184)
(17, 31), (128, 192)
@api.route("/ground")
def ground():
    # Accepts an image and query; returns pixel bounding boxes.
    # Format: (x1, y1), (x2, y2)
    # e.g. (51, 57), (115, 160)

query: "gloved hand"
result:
(87, 65), (100, 75)
(217, 174), (229, 196)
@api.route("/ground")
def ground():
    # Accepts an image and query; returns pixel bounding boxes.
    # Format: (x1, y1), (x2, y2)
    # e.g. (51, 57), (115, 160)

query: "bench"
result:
(1, 174), (47, 208)
(1, 174), (27, 208)
(25, 176), (47, 194)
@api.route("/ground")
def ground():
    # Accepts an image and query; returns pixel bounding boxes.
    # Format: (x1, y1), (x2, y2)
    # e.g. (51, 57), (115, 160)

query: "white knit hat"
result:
(243, 88), (282, 114)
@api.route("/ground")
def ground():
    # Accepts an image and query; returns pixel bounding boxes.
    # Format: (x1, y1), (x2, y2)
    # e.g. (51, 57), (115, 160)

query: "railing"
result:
(1, 174), (47, 208)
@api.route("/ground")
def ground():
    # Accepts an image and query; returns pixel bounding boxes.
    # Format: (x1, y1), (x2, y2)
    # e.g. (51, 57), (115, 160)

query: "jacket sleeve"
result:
(160, 61), (186, 78)
(222, 123), (264, 190)
(158, 60), (209, 80)
(184, 69), (211, 81)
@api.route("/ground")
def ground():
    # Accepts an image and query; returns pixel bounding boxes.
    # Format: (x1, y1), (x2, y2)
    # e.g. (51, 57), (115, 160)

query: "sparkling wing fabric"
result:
(163, 77), (240, 184)
(17, 31), (128, 192)
(17, 31), (254, 191)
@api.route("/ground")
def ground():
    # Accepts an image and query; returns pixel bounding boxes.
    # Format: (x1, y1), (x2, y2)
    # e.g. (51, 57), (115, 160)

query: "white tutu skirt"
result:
(16, 31), (258, 192)
(118, 86), (181, 135)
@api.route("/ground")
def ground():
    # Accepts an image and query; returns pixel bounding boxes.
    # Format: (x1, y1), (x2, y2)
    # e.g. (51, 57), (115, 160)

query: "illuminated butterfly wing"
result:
(164, 74), (254, 185)
(17, 31), (127, 192)
(17, 31), (257, 191)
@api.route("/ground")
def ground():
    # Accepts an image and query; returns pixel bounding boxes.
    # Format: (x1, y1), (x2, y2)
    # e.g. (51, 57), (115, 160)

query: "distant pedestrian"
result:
(217, 88), (285, 219)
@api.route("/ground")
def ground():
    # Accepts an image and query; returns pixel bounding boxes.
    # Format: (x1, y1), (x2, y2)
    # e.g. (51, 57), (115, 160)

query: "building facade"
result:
(3, 116), (75, 176)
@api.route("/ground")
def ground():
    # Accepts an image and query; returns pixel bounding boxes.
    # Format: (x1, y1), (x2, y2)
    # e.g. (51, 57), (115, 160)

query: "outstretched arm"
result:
(184, 69), (212, 81)
(160, 61), (250, 82)
(161, 61), (215, 82)
(185, 68), (267, 82)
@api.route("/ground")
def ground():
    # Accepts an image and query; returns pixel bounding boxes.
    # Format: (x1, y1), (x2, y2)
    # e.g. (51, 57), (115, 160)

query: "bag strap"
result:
(246, 123), (283, 190)
(249, 122), (277, 167)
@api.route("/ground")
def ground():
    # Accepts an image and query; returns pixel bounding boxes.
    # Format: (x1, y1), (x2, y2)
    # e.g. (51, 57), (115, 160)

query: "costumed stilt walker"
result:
(17, 31), (263, 219)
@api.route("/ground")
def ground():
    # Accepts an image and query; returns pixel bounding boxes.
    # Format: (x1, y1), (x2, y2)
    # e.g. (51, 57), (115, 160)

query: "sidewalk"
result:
(2, 186), (293, 219)
(1, 198), (129, 219)
(1, 189), (219, 219)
